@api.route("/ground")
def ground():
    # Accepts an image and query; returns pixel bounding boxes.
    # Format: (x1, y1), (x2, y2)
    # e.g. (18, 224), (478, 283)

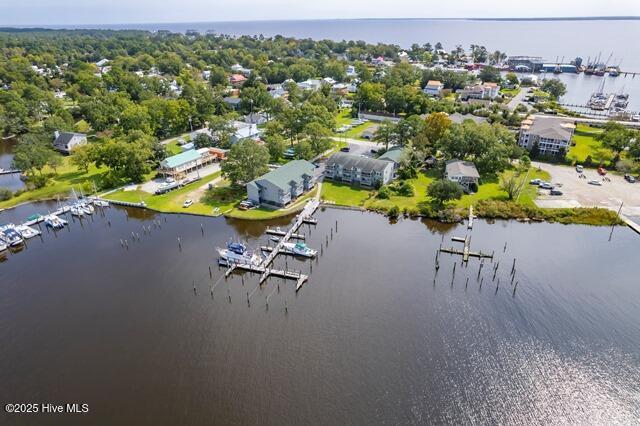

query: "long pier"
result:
(0, 169), (21, 176)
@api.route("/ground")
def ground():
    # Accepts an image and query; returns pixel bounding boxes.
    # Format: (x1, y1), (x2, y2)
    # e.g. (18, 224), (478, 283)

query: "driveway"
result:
(332, 137), (379, 157)
(507, 88), (530, 111)
(532, 162), (640, 217)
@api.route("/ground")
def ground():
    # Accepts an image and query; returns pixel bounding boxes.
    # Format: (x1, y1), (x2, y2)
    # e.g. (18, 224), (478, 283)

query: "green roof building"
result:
(246, 160), (316, 208)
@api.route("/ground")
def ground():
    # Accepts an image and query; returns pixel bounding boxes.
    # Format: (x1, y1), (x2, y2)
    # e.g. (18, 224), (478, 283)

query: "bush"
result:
(377, 186), (390, 199)
(0, 187), (13, 201)
(395, 180), (414, 197)
(387, 205), (400, 218)
(26, 174), (48, 189)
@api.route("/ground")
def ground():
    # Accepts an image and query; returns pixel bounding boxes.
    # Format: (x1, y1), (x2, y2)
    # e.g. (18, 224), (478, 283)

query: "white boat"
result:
(0, 241), (7, 252)
(44, 214), (66, 229)
(93, 199), (110, 208)
(70, 205), (84, 217)
(282, 241), (317, 258)
(217, 241), (263, 266)
(80, 203), (94, 215)
(0, 224), (25, 247)
(15, 224), (41, 239)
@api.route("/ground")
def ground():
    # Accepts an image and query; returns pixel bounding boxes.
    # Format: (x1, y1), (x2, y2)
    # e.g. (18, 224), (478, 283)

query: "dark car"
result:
(550, 189), (563, 196)
(340, 147), (350, 152)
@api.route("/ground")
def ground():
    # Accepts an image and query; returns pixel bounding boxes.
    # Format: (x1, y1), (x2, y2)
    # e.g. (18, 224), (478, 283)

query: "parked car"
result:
(588, 180), (603, 186)
(539, 182), (553, 190)
(340, 147), (350, 152)
(624, 174), (636, 183)
(550, 189), (563, 196)
(529, 179), (541, 185)
(370, 149), (378, 154)
(183, 199), (193, 208)
(166, 177), (175, 184)
(575, 165), (583, 173)
(239, 200), (256, 210)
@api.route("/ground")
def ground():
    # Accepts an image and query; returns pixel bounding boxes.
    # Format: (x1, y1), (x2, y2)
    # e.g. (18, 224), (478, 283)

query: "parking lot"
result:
(533, 162), (640, 217)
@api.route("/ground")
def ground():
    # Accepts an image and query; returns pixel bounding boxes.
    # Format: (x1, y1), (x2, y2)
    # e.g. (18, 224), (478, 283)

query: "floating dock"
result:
(265, 228), (305, 240)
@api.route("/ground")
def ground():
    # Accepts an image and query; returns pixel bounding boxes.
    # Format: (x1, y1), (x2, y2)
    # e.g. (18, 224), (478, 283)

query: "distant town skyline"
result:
(2, 0), (639, 26)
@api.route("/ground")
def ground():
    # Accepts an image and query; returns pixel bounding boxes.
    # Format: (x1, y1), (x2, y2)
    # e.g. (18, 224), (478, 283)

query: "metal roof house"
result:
(377, 146), (404, 170)
(246, 160), (316, 208)
(324, 153), (394, 187)
(444, 160), (480, 190)
(52, 131), (87, 154)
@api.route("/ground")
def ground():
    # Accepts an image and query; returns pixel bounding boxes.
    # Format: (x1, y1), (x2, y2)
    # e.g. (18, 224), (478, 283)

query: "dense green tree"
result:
(221, 139), (270, 185)
(540, 78), (567, 100)
(478, 66), (501, 83)
(427, 179), (463, 206)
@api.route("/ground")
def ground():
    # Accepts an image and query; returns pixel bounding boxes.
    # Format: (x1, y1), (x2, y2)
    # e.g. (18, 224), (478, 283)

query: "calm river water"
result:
(0, 203), (639, 424)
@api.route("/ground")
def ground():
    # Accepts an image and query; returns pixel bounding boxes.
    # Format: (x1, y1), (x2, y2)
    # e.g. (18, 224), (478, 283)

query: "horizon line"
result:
(2, 15), (640, 28)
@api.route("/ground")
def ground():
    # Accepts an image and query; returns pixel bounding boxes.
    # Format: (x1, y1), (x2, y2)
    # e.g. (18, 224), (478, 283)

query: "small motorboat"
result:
(15, 224), (41, 239)
(0, 224), (25, 247)
(270, 236), (280, 243)
(93, 199), (110, 208)
(0, 240), (7, 252)
(282, 241), (317, 258)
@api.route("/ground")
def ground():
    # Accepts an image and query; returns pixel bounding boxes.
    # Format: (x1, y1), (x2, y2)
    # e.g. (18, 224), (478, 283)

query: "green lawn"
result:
(0, 159), (108, 209)
(365, 171), (437, 211)
(165, 140), (183, 156)
(567, 124), (614, 164)
(320, 181), (375, 206)
(105, 172), (224, 215)
(500, 87), (521, 97)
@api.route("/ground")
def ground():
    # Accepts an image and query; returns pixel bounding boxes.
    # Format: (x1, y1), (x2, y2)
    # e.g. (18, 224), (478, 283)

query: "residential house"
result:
(52, 131), (87, 154)
(246, 160), (316, 208)
(323, 77), (337, 85)
(95, 58), (109, 67)
(444, 160), (480, 190)
(372, 56), (386, 66)
(517, 116), (576, 156)
(358, 111), (402, 123)
(297, 79), (322, 91)
(377, 146), (404, 169)
(423, 80), (444, 96)
(230, 74), (247, 88)
(458, 82), (500, 100)
(231, 121), (260, 144)
(230, 63), (252, 76)
(324, 153), (394, 187)
(223, 97), (243, 110)
(446, 112), (488, 125)
(332, 83), (349, 96)
(346, 65), (357, 77)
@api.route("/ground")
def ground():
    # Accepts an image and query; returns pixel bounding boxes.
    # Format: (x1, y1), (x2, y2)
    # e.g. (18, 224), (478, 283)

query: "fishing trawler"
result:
(217, 241), (263, 266)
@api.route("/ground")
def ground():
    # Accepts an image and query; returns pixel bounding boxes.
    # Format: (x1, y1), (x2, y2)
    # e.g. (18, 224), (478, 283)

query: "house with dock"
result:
(324, 153), (394, 187)
(444, 160), (480, 191)
(517, 116), (576, 156)
(246, 160), (316, 208)
(158, 148), (222, 178)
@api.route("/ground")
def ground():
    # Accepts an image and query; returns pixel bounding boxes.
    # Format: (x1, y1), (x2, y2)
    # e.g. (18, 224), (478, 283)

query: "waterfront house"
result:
(52, 131), (87, 154)
(246, 160), (316, 208)
(518, 116), (576, 156)
(444, 160), (480, 191)
(423, 80), (444, 96)
(324, 153), (394, 187)
(158, 148), (220, 178)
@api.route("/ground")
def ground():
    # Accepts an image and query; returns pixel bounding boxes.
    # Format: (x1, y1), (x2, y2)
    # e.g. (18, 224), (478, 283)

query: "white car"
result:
(183, 199), (193, 208)
(588, 180), (602, 186)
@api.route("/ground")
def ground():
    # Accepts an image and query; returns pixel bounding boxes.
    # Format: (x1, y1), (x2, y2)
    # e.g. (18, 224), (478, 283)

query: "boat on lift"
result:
(217, 241), (263, 266)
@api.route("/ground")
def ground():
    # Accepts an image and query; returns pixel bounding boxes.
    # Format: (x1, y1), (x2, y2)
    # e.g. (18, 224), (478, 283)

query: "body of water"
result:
(1, 202), (639, 424)
(0, 138), (25, 192)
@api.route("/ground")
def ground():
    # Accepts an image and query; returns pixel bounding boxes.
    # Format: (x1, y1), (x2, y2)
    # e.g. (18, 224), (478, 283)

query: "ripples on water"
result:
(0, 203), (639, 424)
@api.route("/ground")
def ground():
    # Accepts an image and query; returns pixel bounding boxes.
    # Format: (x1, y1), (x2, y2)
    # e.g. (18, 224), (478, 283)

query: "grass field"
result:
(500, 88), (521, 97)
(165, 140), (183, 156)
(105, 172), (224, 215)
(333, 109), (377, 140)
(567, 124), (613, 164)
(320, 181), (375, 206)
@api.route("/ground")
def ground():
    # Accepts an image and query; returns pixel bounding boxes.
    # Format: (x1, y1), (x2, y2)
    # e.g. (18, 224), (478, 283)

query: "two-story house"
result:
(246, 160), (316, 208)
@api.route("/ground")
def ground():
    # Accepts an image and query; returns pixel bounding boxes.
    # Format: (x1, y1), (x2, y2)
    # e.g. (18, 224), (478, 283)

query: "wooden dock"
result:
(265, 229), (305, 240)
(0, 169), (21, 176)
(621, 215), (640, 235)
(468, 206), (475, 230)
(224, 199), (319, 292)
(440, 233), (492, 262)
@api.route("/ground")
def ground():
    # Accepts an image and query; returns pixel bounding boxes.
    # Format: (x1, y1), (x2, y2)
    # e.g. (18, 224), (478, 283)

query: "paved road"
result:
(506, 88), (530, 111)
(532, 161), (640, 217)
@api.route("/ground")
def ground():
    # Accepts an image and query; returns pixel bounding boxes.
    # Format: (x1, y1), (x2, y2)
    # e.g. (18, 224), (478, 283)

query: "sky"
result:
(1, 0), (639, 26)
